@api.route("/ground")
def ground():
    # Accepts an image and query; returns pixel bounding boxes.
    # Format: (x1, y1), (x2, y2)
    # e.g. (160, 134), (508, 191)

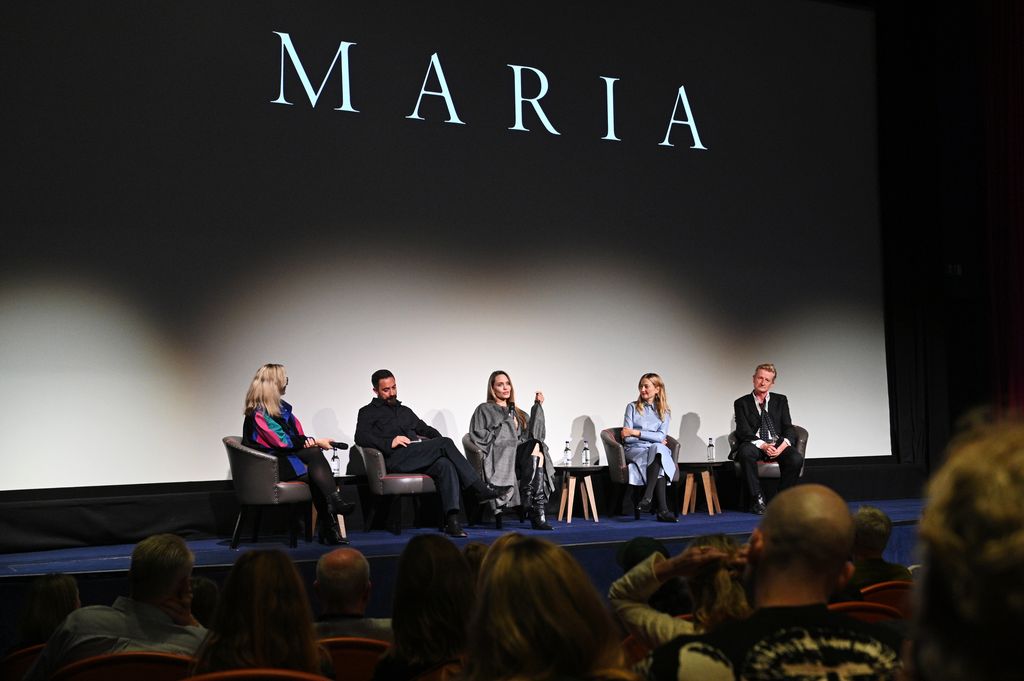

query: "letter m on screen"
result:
(271, 32), (358, 112)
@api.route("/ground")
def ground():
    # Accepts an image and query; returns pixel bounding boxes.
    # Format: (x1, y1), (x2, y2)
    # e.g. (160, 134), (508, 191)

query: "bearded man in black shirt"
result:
(355, 369), (509, 537)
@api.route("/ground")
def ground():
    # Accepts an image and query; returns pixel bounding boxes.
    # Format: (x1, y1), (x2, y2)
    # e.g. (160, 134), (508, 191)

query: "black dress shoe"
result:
(656, 510), (678, 523)
(476, 482), (513, 502)
(750, 495), (767, 515)
(444, 517), (468, 538)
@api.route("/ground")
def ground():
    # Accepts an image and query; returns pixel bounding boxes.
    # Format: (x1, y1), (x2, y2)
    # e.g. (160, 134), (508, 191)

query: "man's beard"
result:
(383, 396), (398, 406)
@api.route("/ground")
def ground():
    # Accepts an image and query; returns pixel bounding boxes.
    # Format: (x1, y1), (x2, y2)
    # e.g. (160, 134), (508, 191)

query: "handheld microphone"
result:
(329, 441), (349, 450)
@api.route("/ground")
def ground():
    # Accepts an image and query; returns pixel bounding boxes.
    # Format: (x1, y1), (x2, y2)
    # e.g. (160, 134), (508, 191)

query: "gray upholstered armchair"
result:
(728, 424), (809, 507)
(600, 428), (681, 519)
(223, 436), (312, 549)
(352, 444), (438, 534)
(461, 433), (524, 529)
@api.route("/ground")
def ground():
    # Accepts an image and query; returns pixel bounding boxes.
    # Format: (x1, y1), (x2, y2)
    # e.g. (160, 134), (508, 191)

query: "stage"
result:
(0, 497), (922, 653)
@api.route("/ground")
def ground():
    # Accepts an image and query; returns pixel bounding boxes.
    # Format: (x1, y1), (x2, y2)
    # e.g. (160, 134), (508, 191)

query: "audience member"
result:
(644, 484), (903, 681)
(848, 505), (912, 591)
(462, 542), (488, 585)
(465, 537), (636, 681)
(314, 548), (392, 643)
(24, 534), (206, 681)
(910, 421), (1024, 681)
(372, 535), (474, 681)
(191, 550), (331, 677)
(189, 576), (219, 630)
(476, 532), (526, 581)
(609, 534), (748, 649)
(14, 573), (80, 649)
(614, 537), (691, 619)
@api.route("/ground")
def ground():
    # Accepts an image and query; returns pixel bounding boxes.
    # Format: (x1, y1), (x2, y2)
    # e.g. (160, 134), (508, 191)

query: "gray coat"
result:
(469, 400), (555, 509)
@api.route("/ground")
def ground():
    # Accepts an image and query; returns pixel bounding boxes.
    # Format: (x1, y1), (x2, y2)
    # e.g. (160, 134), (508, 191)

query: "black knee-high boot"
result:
(638, 460), (662, 513)
(527, 459), (553, 531)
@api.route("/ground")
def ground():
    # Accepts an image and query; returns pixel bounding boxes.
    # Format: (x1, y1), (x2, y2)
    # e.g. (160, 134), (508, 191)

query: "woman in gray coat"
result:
(469, 370), (555, 530)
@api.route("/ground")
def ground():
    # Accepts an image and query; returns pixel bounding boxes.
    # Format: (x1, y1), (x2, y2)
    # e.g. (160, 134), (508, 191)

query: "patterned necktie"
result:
(758, 400), (777, 443)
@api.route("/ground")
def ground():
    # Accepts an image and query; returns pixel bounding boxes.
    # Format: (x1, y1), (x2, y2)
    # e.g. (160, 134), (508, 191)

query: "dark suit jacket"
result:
(355, 397), (441, 456)
(731, 392), (797, 458)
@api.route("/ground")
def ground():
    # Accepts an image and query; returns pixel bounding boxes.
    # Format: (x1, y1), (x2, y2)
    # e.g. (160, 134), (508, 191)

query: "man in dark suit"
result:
(730, 363), (803, 514)
(355, 368), (509, 537)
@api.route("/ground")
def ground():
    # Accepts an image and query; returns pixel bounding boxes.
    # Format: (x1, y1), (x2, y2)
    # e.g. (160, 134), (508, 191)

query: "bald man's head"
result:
(316, 547), (371, 614)
(756, 484), (854, 578)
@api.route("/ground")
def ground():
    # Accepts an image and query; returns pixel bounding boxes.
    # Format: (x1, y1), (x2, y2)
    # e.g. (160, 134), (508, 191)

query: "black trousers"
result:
(735, 441), (803, 500)
(276, 447), (337, 519)
(385, 437), (480, 513)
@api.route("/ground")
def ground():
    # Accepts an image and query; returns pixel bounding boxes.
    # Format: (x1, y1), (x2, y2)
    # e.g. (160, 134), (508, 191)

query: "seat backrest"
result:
(461, 434), (485, 475)
(352, 446), (386, 495)
(1, 643), (45, 681)
(860, 580), (913, 619)
(189, 669), (334, 681)
(827, 600), (904, 623)
(50, 652), (192, 681)
(318, 637), (390, 681)
(223, 436), (287, 505)
(600, 428), (628, 484)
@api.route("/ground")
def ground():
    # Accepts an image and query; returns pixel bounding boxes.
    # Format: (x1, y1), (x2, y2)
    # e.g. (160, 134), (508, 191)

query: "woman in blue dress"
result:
(621, 373), (677, 522)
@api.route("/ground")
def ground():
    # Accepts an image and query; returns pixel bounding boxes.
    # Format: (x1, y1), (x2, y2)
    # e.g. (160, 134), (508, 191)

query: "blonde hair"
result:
(634, 373), (670, 421)
(754, 363), (777, 378)
(464, 538), (635, 681)
(915, 421), (1024, 681)
(244, 364), (286, 417)
(487, 370), (528, 431)
(685, 534), (752, 631)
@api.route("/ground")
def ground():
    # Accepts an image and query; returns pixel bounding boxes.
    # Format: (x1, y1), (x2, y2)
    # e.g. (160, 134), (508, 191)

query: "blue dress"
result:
(622, 402), (676, 485)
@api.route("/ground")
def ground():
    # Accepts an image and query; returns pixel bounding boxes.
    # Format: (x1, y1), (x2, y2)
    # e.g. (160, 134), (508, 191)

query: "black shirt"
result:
(355, 398), (441, 455)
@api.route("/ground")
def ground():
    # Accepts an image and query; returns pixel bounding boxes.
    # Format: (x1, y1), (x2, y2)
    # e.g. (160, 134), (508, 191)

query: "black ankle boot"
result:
(328, 490), (356, 516)
(318, 508), (348, 545)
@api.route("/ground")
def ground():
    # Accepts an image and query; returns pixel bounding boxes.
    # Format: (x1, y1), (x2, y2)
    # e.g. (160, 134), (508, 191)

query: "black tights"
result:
(641, 460), (668, 511)
(282, 447), (337, 516)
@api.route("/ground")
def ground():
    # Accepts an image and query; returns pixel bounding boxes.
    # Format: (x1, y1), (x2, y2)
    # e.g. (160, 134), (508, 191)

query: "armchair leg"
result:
(230, 507), (247, 549)
(609, 483), (626, 517)
(305, 502), (313, 543)
(388, 496), (403, 535)
(364, 497), (382, 532)
(287, 504), (298, 549)
(251, 507), (263, 543)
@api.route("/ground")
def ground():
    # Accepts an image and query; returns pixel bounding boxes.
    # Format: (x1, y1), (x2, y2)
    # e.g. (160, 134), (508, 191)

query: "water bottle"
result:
(706, 437), (715, 463)
(582, 440), (591, 465)
(331, 448), (341, 476)
(563, 440), (572, 465)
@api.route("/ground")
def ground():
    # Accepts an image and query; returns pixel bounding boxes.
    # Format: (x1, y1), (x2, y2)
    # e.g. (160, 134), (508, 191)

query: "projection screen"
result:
(1, 0), (890, 490)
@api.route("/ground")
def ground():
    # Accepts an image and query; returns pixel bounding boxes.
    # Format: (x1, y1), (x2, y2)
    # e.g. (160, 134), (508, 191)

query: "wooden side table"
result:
(679, 462), (726, 516)
(555, 465), (603, 524)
